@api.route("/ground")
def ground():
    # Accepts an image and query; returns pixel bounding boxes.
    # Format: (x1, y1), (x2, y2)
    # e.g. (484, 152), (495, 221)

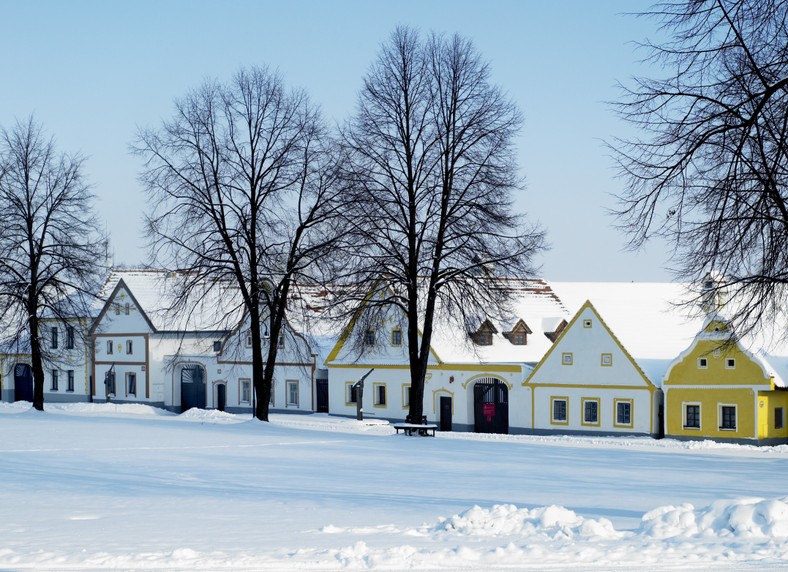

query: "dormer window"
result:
(472, 319), (498, 346)
(513, 333), (525, 345)
(477, 332), (493, 346)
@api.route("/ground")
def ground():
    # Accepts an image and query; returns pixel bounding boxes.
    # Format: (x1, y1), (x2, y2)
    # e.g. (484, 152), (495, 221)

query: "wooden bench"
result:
(392, 422), (438, 437)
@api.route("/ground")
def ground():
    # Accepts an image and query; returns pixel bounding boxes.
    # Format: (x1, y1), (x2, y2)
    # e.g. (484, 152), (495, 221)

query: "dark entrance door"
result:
(216, 384), (226, 412)
(316, 379), (329, 412)
(439, 396), (452, 431)
(180, 365), (206, 412)
(14, 364), (33, 402)
(473, 378), (509, 434)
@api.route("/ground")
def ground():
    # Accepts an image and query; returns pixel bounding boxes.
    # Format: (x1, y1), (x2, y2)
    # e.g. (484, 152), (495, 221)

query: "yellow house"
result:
(663, 315), (788, 445)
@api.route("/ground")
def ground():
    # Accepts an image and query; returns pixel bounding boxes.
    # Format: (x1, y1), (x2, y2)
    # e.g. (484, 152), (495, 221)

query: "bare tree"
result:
(340, 27), (546, 422)
(135, 66), (343, 421)
(611, 0), (788, 334)
(0, 116), (105, 411)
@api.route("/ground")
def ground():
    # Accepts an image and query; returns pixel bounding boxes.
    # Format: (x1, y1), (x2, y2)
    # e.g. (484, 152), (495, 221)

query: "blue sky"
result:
(0, 0), (670, 280)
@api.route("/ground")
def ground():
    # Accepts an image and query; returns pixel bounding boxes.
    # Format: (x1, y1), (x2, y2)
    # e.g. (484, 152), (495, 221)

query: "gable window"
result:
(346, 382), (358, 405)
(286, 380), (299, 407)
(240, 379), (251, 404)
(66, 370), (74, 392)
(684, 403), (701, 429)
(106, 340), (114, 355)
(51, 369), (58, 391)
(126, 340), (133, 355)
(373, 383), (387, 407)
(551, 397), (568, 424)
(615, 400), (632, 427)
(725, 358), (736, 369)
(476, 331), (492, 346)
(601, 353), (613, 367)
(278, 334), (285, 349)
(213, 340), (222, 352)
(114, 303), (120, 315)
(364, 329), (375, 346)
(583, 319), (592, 328)
(124, 303), (130, 315)
(561, 352), (573, 366)
(719, 404), (737, 430)
(582, 398), (599, 425)
(391, 329), (402, 346)
(126, 372), (137, 397)
(402, 385), (411, 409)
(245, 331), (252, 348)
(51, 326), (58, 349)
(65, 325), (75, 349)
(697, 358), (708, 369)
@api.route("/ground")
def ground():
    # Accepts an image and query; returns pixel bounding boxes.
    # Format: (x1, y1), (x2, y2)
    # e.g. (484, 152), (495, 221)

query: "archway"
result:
(14, 364), (33, 402)
(180, 364), (206, 412)
(473, 377), (509, 434)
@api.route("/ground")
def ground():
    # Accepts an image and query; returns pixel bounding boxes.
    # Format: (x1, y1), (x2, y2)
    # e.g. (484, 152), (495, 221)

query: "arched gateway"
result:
(473, 377), (509, 434)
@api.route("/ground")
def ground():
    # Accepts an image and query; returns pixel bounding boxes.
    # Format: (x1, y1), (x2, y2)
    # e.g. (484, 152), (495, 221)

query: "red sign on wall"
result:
(483, 402), (496, 421)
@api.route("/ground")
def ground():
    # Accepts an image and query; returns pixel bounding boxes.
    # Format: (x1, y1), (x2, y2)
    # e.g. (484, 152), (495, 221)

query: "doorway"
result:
(473, 378), (509, 434)
(439, 396), (452, 431)
(180, 365), (206, 412)
(14, 364), (33, 402)
(216, 383), (226, 412)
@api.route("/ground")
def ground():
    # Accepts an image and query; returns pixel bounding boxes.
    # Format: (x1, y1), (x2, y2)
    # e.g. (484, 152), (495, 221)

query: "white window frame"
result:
(683, 402), (701, 429)
(373, 382), (387, 407)
(106, 340), (114, 355)
(66, 369), (75, 392)
(345, 382), (358, 405)
(725, 358), (736, 369)
(718, 403), (737, 431)
(402, 384), (411, 409)
(65, 325), (75, 349)
(126, 372), (137, 397)
(286, 380), (299, 407)
(126, 340), (133, 355)
(239, 379), (251, 404)
(697, 357), (708, 369)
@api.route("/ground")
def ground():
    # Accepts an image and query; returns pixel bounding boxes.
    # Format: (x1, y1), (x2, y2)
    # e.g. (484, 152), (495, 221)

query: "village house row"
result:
(1, 269), (787, 445)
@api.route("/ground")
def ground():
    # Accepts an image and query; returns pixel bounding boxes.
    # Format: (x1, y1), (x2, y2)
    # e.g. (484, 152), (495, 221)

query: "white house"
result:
(324, 279), (569, 433)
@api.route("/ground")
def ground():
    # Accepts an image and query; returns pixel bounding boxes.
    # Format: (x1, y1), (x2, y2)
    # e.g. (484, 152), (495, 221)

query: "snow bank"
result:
(641, 496), (788, 539)
(431, 504), (622, 540)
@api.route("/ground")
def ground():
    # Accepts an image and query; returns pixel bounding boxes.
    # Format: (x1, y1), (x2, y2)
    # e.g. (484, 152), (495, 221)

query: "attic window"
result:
(601, 353), (612, 366)
(476, 332), (492, 346)
(364, 329), (375, 346)
(562, 352), (573, 366)
(512, 333), (525, 345)
(698, 358), (708, 369)
(124, 303), (130, 315)
(213, 341), (222, 352)
(725, 358), (735, 369)
(583, 319), (592, 328)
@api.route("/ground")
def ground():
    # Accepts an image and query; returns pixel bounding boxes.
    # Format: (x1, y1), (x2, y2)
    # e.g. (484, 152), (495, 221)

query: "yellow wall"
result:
(757, 391), (788, 440)
(664, 322), (772, 441)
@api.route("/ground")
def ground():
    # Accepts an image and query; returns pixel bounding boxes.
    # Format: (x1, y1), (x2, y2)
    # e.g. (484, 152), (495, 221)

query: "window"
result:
(269, 385), (275, 406)
(126, 340), (133, 354)
(391, 329), (402, 346)
(245, 331), (252, 347)
(286, 380), (299, 407)
(776, 407), (785, 430)
(114, 303), (120, 315)
(615, 400), (632, 427)
(51, 369), (58, 391)
(512, 333), (525, 345)
(51, 326), (58, 349)
(106, 371), (116, 396)
(583, 319), (592, 328)
(719, 405), (737, 430)
(601, 353), (613, 366)
(107, 340), (114, 355)
(126, 372), (137, 397)
(240, 379), (251, 404)
(213, 340), (222, 352)
(684, 404), (701, 429)
(278, 334), (285, 349)
(124, 303), (130, 315)
(476, 332), (492, 346)
(697, 358), (708, 369)
(582, 399), (599, 425)
(725, 358), (736, 369)
(67, 370), (74, 392)
(364, 329), (375, 346)
(373, 383), (386, 407)
(551, 397), (568, 424)
(402, 385), (411, 408)
(346, 382), (358, 405)
(66, 325), (75, 349)
(562, 352), (573, 366)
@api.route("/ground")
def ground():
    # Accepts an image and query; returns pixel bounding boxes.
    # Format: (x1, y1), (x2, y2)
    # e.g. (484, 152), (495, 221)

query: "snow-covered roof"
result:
(98, 269), (244, 332)
(429, 279), (569, 365)
(549, 282), (704, 384)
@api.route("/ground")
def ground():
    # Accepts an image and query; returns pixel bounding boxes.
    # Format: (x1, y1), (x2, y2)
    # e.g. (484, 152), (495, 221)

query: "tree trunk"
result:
(28, 312), (45, 411)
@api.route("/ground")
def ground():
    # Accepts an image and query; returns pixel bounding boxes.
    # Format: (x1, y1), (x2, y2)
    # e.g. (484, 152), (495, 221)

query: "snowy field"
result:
(1, 403), (788, 570)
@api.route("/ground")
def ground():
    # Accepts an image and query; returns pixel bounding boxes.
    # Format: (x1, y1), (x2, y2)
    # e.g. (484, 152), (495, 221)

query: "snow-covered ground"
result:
(1, 403), (787, 570)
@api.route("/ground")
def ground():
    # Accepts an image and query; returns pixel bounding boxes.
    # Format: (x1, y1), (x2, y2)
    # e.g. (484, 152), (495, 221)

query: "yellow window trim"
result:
(561, 352), (573, 366)
(401, 383), (411, 410)
(601, 353), (612, 367)
(344, 381), (358, 407)
(613, 398), (634, 428)
(581, 397), (601, 427)
(391, 328), (402, 347)
(550, 396), (569, 425)
(372, 382), (387, 408)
